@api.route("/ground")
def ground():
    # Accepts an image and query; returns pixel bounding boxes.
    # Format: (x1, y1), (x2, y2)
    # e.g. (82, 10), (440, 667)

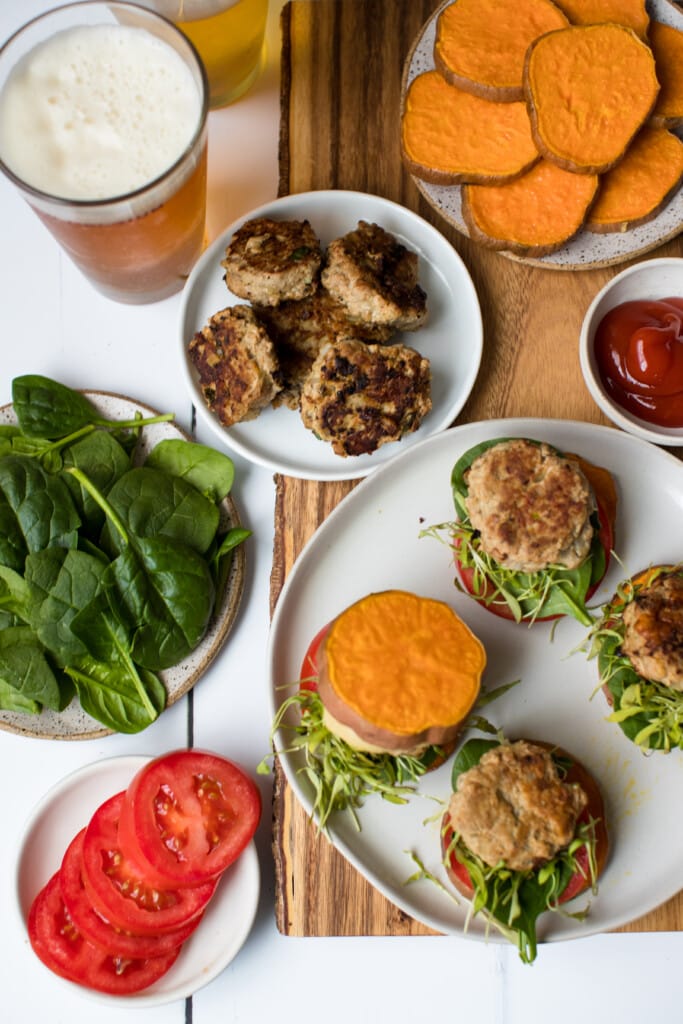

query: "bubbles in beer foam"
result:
(0, 25), (202, 200)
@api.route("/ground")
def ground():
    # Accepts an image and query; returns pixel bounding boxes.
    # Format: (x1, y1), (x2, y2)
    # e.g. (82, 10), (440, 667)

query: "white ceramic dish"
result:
(179, 189), (483, 480)
(269, 418), (683, 945)
(0, 392), (245, 739)
(579, 257), (683, 446)
(15, 755), (260, 1007)
(403, 0), (683, 271)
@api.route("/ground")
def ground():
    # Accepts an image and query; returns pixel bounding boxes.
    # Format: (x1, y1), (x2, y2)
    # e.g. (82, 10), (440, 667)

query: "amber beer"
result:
(147, 0), (269, 107)
(0, 3), (209, 304)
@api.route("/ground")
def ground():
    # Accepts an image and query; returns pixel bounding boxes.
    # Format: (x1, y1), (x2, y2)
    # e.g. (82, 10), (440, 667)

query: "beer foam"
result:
(0, 25), (202, 200)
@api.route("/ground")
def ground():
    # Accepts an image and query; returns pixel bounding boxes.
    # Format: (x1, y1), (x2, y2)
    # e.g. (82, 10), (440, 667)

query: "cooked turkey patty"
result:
(447, 741), (588, 873)
(255, 289), (394, 409)
(300, 337), (431, 457)
(188, 305), (281, 426)
(321, 221), (428, 330)
(221, 217), (322, 306)
(621, 570), (683, 690)
(464, 439), (595, 573)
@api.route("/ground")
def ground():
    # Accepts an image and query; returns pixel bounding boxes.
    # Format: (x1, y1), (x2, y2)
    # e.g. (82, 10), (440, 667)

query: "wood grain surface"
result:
(269, 0), (683, 937)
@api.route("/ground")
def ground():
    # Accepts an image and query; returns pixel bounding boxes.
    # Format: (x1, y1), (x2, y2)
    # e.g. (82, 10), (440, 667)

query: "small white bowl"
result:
(579, 257), (683, 446)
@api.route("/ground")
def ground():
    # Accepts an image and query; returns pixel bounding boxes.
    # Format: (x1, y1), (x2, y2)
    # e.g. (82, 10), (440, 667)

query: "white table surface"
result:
(2, 2), (683, 1021)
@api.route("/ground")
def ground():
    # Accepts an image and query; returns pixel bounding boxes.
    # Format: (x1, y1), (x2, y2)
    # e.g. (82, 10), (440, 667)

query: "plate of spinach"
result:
(0, 375), (249, 740)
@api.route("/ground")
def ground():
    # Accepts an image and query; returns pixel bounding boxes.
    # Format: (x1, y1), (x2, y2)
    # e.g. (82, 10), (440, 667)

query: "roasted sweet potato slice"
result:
(587, 127), (683, 232)
(317, 590), (485, 753)
(401, 71), (539, 185)
(462, 160), (599, 256)
(434, 0), (568, 102)
(551, 0), (649, 40)
(524, 23), (660, 174)
(649, 21), (683, 129)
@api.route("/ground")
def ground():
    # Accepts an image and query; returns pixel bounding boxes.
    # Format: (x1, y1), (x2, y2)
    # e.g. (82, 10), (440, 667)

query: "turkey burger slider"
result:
(448, 437), (617, 624)
(588, 563), (683, 752)
(270, 590), (486, 829)
(441, 735), (609, 963)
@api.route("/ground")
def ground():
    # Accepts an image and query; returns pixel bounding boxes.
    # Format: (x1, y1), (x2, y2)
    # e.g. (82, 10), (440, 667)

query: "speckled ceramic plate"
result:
(403, 0), (683, 271)
(0, 392), (245, 740)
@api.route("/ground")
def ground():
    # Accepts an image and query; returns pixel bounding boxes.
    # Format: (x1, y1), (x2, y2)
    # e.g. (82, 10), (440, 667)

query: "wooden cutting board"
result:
(269, 0), (683, 937)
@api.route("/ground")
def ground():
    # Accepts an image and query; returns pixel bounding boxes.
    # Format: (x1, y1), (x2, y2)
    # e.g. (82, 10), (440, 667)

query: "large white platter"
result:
(0, 392), (245, 740)
(179, 190), (483, 480)
(14, 756), (260, 1007)
(403, 0), (683, 271)
(268, 418), (683, 945)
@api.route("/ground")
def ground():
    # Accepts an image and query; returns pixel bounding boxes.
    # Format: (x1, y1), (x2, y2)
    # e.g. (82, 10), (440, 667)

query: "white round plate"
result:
(404, 0), (683, 271)
(179, 189), (483, 480)
(15, 755), (260, 1007)
(269, 418), (683, 945)
(0, 392), (245, 740)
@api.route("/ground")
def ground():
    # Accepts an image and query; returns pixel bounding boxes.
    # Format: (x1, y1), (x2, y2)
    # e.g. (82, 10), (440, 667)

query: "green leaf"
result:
(450, 736), (500, 790)
(101, 467), (220, 556)
(12, 375), (101, 438)
(25, 548), (106, 665)
(145, 439), (235, 502)
(0, 626), (64, 710)
(65, 653), (165, 733)
(0, 677), (40, 714)
(102, 537), (215, 671)
(0, 455), (80, 569)
(62, 431), (132, 533)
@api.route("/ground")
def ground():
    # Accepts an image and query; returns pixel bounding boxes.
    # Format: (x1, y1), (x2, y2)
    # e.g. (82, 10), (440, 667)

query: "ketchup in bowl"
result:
(593, 298), (683, 428)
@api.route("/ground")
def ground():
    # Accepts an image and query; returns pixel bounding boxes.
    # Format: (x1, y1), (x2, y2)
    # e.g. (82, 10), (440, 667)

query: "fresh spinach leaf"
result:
(0, 626), (64, 710)
(102, 537), (214, 671)
(12, 374), (103, 439)
(0, 454), (80, 566)
(65, 653), (165, 734)
(145, 439), (235, 502)
(0, 677), (40, 714)
(209, 526), (251, 603)
(25, 547), (106, 665)
(450, 736), (500, 790)
(62, 430), (131, 533)
(101, 467), (220, 556)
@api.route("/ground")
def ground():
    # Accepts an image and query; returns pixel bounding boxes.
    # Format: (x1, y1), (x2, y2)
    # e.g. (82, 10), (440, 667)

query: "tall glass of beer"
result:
(0, 2), (209, 304)
(141, 0), (269, 107)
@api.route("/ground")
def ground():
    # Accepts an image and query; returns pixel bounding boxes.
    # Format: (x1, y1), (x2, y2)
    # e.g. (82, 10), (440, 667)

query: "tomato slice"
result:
(299, 623), (330, 692)
(60, 829), (202, 958)
(117, 750), (261, 890)
(81, 791), (217, 935)
(28, 873), (180, 995)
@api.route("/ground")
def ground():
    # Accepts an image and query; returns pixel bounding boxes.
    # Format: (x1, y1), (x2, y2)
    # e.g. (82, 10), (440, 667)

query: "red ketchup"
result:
(593, 297), (683, 428)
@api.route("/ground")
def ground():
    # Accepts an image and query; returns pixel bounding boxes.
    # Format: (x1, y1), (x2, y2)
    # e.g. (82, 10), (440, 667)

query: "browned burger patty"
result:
(321, 221), (428, 330)
(221, 217), (322, 306)
(621, 570), (683, 690)
(188, 305), (282, 426)
(464, 439), (595, 573)
(446, 740), (588, 872)
(255, 289), (395, 410)
(300, 337), (431, 457)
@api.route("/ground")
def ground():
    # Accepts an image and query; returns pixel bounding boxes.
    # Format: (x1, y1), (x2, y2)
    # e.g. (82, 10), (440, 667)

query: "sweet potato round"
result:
(434, 0), (568, 102)
(401, 71), (539, 185)
(462, 160), (599, 256)
(524, 23), (660, 174)
(317, 590), (485, 753)
(587, 127), (683, 233)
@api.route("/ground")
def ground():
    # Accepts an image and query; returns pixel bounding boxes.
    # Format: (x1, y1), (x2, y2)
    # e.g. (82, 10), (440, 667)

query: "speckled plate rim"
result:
(0, 391), (246, 741)
(402, 0), (683, 271)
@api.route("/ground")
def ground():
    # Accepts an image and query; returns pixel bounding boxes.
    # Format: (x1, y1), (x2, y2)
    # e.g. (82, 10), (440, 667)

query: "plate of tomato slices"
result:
(268, 417), (683, 945)
(15, 752), (261, 1005)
